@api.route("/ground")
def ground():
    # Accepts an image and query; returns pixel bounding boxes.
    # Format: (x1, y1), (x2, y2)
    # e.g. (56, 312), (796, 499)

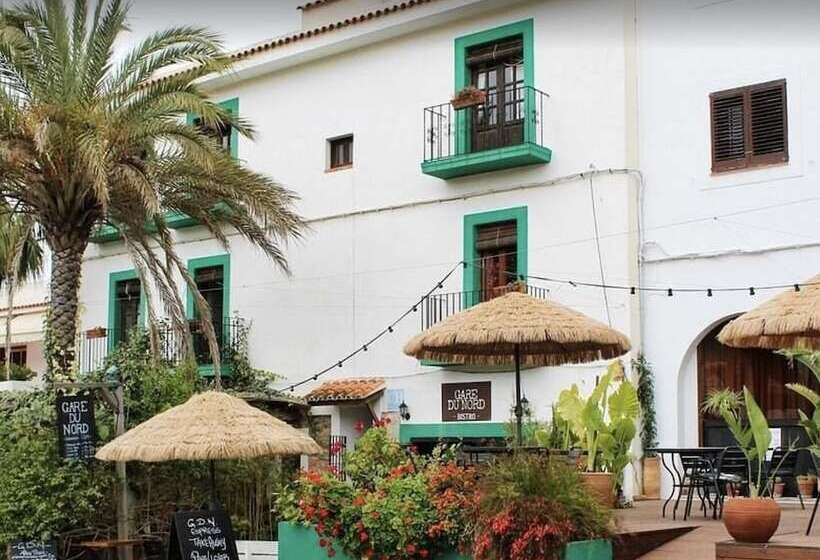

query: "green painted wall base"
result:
(399, 422), (508, 444)
(278, 523), (468, 560)
(278, 523), (611, 560)
(421, 143), (551, 179)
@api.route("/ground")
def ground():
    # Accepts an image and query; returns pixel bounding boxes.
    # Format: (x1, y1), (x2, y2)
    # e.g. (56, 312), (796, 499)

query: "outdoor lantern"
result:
(399, 401), (410, 420)
(521, 396), (530, 414)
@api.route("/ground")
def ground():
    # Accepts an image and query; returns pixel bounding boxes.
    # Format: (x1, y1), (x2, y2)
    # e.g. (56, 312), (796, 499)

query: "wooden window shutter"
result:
(710, 91), (747, 172)
(476, 221), (517, 251)
(749, 80), (788, 166)
(710, 79), (787, 173)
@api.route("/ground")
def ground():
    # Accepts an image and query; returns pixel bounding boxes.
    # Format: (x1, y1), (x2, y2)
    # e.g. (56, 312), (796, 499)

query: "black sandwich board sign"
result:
(10, 541), (57, 560)
(56, 393), (97, 460)
(168, 509), (239, 560)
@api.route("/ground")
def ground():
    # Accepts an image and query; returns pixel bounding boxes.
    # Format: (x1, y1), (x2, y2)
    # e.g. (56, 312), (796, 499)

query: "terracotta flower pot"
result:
(581, 472), (614, 508)
(86, 327), (107, 339)
(772, 482), (785, 498)
(450, 88), (487, 109)
(723, 497), (781, 543)
(798, 477), (816, 498)
(642, 456), (660, 499)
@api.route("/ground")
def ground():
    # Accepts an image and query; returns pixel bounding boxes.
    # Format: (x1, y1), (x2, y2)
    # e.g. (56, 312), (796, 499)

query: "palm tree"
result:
(0, 209), (43, 380)
(0, 0), (304, 382)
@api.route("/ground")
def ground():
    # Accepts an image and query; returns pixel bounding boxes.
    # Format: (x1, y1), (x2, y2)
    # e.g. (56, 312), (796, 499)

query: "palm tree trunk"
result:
(5, 274), (15, 381)
(47, 241), (87, 379)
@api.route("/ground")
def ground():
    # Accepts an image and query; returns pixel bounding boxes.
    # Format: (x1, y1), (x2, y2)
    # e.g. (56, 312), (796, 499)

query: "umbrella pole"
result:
(514, 343), (523, 447)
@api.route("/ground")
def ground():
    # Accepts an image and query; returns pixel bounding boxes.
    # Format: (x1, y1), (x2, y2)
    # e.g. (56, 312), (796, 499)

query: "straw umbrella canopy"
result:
(403, 291), (631, 444)
(96, 391), (321, 502)
(718, 273), (820, 350)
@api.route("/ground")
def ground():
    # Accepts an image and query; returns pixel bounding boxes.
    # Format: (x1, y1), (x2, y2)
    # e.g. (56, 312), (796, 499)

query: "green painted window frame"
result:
(186, 97), (239, 160)
(91, 98), (239, 244)
(453, 19), (535, 155)
(463, 206), (528, 307)
(186, 254), (231, 376)
(107, 269), (146, 350)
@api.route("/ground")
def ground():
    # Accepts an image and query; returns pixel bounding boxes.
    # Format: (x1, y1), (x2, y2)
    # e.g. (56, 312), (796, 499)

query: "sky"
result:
(120, 0), (303, 54)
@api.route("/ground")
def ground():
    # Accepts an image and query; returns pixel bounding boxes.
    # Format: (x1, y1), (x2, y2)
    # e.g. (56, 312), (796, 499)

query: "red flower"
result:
(405, 544), (416, 555)
(327, 547), (336, 558)
(359, 531), (369, 542)
(318, 539), (327, 547)
(419, 550), (429, 559)
(354, 420), (366, 433)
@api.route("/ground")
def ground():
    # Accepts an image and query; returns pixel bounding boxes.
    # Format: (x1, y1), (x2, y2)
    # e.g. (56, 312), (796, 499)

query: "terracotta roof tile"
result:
(150, 0), (435, 84)
(305, 377), (385, 404)
(297, 0), (341, 10)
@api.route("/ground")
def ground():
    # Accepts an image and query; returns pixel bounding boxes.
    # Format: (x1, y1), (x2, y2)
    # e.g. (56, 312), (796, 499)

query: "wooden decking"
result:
(616, 499), (818, 560)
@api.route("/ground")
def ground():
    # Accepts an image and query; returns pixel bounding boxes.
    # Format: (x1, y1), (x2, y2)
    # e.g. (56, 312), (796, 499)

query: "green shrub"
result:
(344, 421), (406, 488)
(0, 391), (115, 541)
(474, 454), (612, 560)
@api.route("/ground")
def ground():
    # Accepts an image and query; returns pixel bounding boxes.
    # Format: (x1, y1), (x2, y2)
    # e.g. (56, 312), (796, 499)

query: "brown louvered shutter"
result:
(711, 91), (746, 172)
(749, 80), (788, 166)
(710, 79), (787, 173)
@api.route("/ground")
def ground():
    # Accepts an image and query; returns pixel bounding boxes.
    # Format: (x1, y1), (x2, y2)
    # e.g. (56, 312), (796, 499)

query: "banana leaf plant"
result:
(556, 361), (640, 486)
(701, 387), (797, 498)
(780, 350), (820, 460)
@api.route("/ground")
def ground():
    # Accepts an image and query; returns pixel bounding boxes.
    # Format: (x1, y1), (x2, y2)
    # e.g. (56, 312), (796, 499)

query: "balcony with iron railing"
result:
(78, 317), (244, 375)
(421, 85), (551, 180)
(420, 284), (550, 330)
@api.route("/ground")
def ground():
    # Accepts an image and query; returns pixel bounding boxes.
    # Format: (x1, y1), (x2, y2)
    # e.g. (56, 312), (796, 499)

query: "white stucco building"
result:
(67, 0), (820, 490)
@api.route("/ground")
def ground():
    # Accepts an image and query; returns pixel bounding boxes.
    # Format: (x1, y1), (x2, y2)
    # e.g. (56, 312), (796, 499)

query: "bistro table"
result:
(646, 447), (726, 521)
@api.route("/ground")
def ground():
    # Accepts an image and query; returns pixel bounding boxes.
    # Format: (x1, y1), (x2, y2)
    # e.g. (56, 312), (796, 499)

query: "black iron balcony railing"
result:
(78, 317), (244, 374)
(423, 85), (548, 163)
(420, 285), (550, 330)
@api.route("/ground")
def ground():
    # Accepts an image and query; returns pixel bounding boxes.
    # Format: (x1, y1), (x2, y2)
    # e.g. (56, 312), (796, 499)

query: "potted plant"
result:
(702, 387), (789, 543)
(86, 326), (107, 339)
(557, 361), (640, 508)
(771, 477), (785, 498)
(450, 86), (487, 109)
(798, 474), (817, 498)
(634, 355), (660, 498)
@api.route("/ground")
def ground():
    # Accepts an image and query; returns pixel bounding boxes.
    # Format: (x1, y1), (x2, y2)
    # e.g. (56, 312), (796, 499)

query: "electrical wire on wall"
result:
(588, 170), (612, 326)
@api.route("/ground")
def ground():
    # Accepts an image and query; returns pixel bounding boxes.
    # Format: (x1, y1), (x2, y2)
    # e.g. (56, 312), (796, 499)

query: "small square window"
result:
(328, 135), (353, 170)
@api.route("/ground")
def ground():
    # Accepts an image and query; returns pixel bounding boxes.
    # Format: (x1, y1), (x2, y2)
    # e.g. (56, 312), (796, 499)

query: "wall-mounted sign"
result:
(56, 393), (97, 461)
(168, 509), (239, 560)
(10, 542), (57, 560)
(441, 382), (491, 422)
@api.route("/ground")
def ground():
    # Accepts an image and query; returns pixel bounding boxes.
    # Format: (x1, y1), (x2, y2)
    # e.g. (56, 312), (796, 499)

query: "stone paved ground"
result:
(616, 498), (818, 559)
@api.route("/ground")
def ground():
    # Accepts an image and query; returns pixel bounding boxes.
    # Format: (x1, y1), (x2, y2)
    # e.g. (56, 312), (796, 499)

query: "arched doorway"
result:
(697, 319), (818, 471)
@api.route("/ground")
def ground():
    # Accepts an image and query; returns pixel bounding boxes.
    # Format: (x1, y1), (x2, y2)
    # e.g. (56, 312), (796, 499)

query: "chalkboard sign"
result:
(168, 509), (239, 560)
(10, 541), (57, 560)
(56, 393), (97, 460)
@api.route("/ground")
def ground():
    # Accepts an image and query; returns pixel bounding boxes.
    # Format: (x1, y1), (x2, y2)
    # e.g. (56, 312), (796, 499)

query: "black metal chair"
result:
(768, 446), (804, 508)
(808, 453), (820, 536)
(676, 452), (718, 520)
(709, 447), (748, 518)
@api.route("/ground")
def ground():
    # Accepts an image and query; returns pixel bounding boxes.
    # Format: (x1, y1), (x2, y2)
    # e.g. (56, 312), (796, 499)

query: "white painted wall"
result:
(80, 0), (637, 422)
(636, 0), (820, 494)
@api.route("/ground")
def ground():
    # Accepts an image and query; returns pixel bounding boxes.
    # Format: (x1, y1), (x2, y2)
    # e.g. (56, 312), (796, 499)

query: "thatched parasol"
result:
(404, 290), (631, 444)
(718, 274), (820, 350)
(96, 391), (321, 502)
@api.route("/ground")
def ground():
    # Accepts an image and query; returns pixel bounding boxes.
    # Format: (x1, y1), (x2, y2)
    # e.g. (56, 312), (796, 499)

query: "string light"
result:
(523, 273), (818, 296)
(283, 261), (463, 392)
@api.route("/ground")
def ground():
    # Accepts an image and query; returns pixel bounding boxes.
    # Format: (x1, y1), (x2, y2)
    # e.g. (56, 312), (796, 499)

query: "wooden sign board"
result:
(441, 381), (491, 422)
(168, 509), (239, 560)
(10, 542), (57, 560)
(56, 393), (96, 460)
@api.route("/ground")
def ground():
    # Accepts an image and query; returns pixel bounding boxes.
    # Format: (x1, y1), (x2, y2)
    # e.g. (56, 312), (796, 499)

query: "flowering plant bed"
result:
(277, 426), (612, 560)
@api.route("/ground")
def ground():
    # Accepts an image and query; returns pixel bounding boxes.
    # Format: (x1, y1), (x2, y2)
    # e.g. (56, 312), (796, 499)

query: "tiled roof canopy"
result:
(297, 0), (341, 10)
(305, 377), (385, 404)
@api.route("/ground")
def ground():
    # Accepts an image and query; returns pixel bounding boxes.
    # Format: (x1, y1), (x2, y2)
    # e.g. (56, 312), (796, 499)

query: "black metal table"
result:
(647, 447), (726, 521)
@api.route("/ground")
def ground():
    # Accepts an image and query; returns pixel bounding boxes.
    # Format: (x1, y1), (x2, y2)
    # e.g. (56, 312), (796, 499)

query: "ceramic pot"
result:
(723, 497), (781, 543)
(798, 478), (816, 498)
(582, 472), (614, 508)
(642, 456), (660, 498)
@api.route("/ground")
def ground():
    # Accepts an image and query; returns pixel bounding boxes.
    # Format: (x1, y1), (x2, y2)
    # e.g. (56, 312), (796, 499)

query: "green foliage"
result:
(633, 354), (658, 457)
(0, 391), (115, 541)
(780, 349), (820, 459)
(556, 361), (640, 486)
(344, 424), (407, 489)
(6, 363), (35, 381)
(474, 454), (612, 560)
(701, 387), (776, 497)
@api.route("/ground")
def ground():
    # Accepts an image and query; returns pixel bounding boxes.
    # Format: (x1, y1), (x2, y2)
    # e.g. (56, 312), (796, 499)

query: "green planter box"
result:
(278, 523), (611, 560)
